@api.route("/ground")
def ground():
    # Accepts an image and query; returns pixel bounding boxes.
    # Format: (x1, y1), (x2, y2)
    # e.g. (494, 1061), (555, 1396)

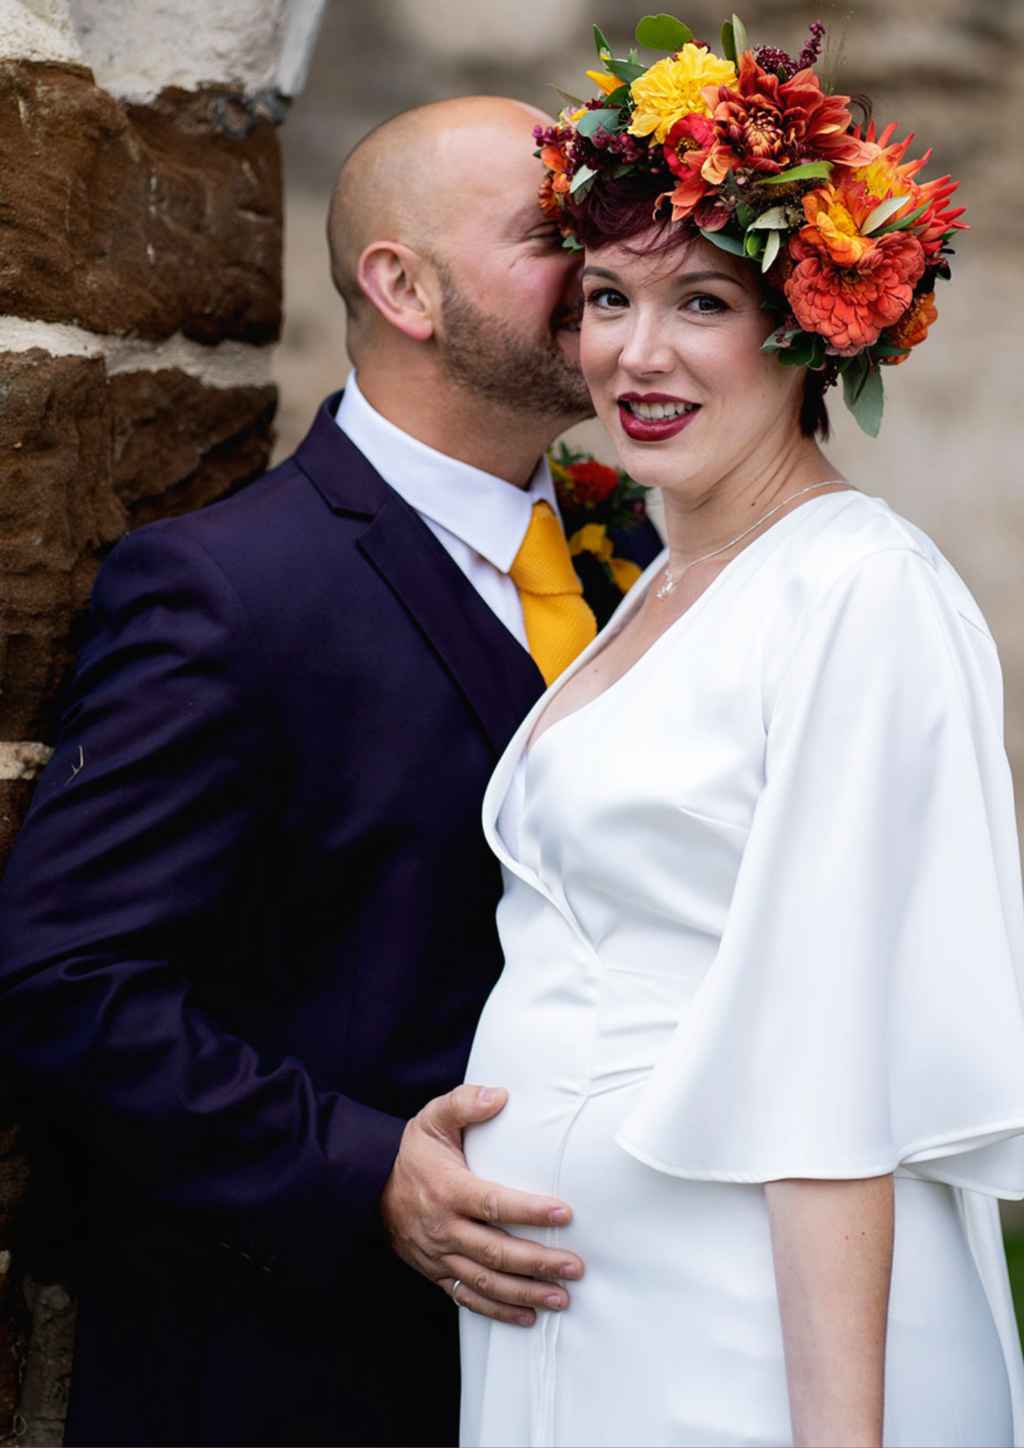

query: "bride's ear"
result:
(356, 241), (438, 343)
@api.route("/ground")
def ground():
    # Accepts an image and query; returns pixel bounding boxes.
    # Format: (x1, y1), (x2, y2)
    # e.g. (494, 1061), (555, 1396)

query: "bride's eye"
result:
(686, 293), (727, 314)
(585, 287), (628, 311)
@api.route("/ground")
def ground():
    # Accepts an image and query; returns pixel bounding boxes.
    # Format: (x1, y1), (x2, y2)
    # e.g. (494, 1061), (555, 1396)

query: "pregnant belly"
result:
(465, 921), (701, 1183)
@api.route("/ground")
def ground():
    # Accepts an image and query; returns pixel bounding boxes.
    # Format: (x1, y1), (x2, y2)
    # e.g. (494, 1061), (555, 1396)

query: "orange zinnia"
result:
(785, 180), (926, 352)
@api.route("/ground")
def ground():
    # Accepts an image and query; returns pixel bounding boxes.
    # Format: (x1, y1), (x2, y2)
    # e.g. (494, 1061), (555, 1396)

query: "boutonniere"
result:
(548, 443), (650, 595)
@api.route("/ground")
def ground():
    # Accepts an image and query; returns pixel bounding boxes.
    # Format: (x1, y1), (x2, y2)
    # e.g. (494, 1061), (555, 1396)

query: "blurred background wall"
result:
(276, 0), (1024, 823)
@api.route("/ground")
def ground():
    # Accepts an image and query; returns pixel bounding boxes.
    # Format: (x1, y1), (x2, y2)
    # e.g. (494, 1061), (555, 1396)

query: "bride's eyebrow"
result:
(674, 270), (743, 287)
(581, 265), (742, 288)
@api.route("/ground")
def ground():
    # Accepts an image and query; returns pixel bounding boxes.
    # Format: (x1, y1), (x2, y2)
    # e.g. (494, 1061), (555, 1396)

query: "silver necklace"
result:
(655, 481), (844, 601)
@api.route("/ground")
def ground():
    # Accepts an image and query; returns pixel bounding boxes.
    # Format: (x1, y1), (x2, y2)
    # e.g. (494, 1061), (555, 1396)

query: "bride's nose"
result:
(617, 309), (676, 377)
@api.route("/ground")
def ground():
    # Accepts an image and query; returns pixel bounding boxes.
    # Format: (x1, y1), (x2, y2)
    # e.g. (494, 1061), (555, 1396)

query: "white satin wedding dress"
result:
(459, 490), (1024, 1448)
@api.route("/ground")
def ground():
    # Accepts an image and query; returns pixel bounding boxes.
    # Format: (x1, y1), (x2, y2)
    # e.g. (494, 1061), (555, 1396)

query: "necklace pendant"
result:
(656, 574), (676, 601)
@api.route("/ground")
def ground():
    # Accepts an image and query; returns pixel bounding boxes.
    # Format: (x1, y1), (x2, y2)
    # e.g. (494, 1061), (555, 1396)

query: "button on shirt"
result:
(334, 373), (560, 650)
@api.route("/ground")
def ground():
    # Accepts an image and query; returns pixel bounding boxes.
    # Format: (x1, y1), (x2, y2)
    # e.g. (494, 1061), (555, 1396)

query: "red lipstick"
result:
(617, 392), (700, 442)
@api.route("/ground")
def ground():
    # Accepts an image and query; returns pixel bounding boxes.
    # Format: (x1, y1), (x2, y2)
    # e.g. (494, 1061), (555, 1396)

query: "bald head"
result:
(328, 96), (549, 331)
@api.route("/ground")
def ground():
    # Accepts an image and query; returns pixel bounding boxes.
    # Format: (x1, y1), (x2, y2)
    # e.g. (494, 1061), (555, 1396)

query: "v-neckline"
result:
(525, 490), (854, 763)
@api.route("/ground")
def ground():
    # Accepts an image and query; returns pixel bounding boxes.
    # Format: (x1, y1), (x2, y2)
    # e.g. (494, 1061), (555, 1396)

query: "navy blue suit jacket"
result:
(0, 396), (662, 1445)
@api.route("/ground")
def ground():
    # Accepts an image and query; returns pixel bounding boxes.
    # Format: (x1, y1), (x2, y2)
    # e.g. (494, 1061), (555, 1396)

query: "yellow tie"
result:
(509, 501), (597, 685)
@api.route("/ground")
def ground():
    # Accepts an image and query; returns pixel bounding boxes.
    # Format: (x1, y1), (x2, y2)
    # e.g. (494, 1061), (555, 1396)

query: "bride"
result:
(458, 14), (1024, 1448)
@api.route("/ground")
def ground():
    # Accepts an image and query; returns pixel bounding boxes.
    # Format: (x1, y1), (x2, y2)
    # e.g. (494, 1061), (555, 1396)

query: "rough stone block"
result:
(0, 350), (276, 742)
(0, 61), (282, 344)
(110, 369), (277, 527)
(0, 350), (124, 742)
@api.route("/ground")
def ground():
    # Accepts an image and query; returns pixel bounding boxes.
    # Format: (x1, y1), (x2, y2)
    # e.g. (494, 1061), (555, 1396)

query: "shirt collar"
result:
(334, 372), (557, 572)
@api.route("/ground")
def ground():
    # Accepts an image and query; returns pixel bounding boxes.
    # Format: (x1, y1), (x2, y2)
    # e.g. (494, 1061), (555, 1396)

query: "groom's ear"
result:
(357, 241), (438, 343)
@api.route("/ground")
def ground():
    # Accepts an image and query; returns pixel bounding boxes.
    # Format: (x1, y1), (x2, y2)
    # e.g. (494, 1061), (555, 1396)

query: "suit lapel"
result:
(359, 494), (544, 756)
(295, 395), (545, 757)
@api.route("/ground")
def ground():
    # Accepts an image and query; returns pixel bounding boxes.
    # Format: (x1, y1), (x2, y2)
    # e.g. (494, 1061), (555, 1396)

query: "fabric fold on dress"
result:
(616, 546), (1024, 1195)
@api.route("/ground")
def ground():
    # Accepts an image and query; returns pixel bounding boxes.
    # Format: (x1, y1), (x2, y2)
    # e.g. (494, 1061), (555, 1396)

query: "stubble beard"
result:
(434, 269), (594, 424)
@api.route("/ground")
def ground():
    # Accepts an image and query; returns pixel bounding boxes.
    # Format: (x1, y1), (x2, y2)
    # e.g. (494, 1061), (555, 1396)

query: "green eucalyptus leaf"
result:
(720, 19), (737, 63)
(605, 56), (646, 83)
(744, 231), (764, 258)
(761, 161), (833, 184)
(870, 341), (912, 359)
(570, 164), (598, 195)
(698, 226), (746, 256)
(760, 326), (802, 353)
(575, 108), (623, 138)
(761, 228), (782, 272)
(842, 357), (885, 436)
(875, 201), (930, 235)
(635, 13), (693, 51)
(731, 14), (749, 56)
(735, 203), (756, 229)
(747, 205), (792, 230)
(593, 24), (612, 59)
(860, 195), (909, 234)
(604, 84), (631, 107)
(549, 83), (585, 108)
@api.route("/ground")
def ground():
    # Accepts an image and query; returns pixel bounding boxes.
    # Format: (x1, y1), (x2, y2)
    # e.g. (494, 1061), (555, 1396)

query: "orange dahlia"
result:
(698, 53), (878, 186)
(785, 180), (927, 352)
(886, 291), (938, 363)
(852, 122), (968, 263)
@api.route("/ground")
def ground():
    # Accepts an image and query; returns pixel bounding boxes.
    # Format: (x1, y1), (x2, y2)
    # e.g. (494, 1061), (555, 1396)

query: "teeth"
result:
(626, 399), (695, 421)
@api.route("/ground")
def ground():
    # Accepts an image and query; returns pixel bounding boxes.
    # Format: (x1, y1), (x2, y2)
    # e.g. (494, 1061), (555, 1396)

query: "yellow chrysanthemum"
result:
(628, 45), (737, 144)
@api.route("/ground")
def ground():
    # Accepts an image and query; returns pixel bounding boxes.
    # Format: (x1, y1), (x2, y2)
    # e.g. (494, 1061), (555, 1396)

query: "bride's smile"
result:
(579, 234), (832, 533)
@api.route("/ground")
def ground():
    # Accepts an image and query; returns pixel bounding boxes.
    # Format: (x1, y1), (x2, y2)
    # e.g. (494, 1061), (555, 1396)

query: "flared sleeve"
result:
(616, 545), (1024, 1194)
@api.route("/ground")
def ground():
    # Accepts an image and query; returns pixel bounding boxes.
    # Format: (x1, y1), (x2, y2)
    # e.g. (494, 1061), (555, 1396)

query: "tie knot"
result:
(509, 501), (584, 598)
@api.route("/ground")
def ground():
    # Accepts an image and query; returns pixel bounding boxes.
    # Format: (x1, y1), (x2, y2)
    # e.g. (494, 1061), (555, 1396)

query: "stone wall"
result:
(0, 2), (325, 1438)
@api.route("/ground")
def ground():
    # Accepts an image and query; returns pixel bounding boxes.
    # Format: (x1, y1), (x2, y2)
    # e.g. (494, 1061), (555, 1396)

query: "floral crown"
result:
(536, 13), (967, 434)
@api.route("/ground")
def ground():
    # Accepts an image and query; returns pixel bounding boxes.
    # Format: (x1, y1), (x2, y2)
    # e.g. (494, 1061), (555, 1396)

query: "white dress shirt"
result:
(334, 373), (559, 650)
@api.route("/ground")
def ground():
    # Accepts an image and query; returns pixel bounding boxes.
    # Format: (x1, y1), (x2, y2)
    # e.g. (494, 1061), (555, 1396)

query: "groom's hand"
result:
(379, 1083), (583, 1327)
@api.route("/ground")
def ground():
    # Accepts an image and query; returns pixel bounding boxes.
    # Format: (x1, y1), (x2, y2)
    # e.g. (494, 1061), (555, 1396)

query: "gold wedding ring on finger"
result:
(451, 1278), (465, 1307)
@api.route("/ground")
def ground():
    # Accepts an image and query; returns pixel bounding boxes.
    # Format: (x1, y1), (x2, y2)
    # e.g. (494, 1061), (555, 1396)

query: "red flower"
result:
(699, 52), (878, 185)
(565, 461), (621, 505)
(663, 113), (716, 180)
(659, 115), (733, 226)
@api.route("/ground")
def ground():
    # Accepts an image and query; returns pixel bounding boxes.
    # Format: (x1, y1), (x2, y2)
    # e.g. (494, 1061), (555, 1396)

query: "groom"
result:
(0, 98), (657, 1446)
